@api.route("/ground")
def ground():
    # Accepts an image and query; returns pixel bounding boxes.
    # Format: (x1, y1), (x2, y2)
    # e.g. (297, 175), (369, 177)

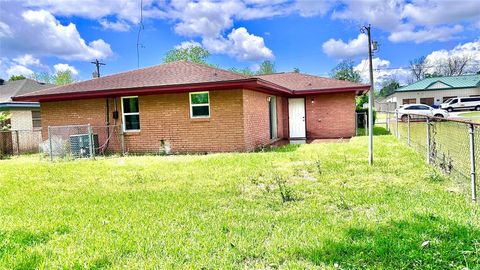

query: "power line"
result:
(136, 0), (145, 68)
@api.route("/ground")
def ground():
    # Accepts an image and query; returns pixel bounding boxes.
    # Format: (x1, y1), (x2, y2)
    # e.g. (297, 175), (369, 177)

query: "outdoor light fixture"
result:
(311, 98), (315, 103)
(267, 96), (272, 102)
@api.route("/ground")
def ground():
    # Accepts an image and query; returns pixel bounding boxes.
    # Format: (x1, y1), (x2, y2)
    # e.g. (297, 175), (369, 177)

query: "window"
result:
(450, 98), (458, 105)
(190, 92), (210, 118)
(417, 105), (431, 110)
(461, 97), (480, 102)
(402, 98), (416, 105)
(443, 96), (456, 102)
(122, 96), (140, 131)
(32, 111), (41, 129)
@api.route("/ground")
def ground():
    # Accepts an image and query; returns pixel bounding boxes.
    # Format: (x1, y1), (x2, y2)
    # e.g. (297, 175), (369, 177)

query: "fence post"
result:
(48, 126), (53, 161)
(120, 131), (125, 156)
(395, 111), (399, 139)
(88, 124), (95, 159)
(355, 112), (358, 136)
(426, 117), (431, 164)
(386, 111), (390, 132)
(468, 124), (477, 202)
(15, 130), (20, 155)
(364, 112), (367, 136)
(407, 115), (411, 146)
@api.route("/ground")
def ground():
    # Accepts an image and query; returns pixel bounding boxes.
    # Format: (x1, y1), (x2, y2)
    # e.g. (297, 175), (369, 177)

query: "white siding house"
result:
(385, 75), (480, 108)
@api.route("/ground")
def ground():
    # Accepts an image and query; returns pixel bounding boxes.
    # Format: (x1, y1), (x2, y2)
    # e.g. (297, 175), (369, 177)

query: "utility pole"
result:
(361, 24), (376, 165)
(91, 59), (106, 78)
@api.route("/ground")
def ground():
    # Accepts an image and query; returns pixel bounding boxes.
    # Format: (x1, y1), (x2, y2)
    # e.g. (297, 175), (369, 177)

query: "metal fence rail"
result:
(380, 111), (479, 202)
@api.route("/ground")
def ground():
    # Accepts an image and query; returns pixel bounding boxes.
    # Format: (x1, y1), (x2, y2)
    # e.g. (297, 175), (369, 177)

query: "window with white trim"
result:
(122, 96), (140, 131)
(190, 92), (210, 118)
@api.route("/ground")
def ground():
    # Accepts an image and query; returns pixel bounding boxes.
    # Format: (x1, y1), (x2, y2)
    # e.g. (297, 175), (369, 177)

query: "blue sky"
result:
(1, 0), (479, 88)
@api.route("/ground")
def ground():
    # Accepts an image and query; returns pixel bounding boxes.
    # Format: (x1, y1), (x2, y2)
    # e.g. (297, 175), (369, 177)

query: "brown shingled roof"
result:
(254, 72), (367, 91)
(18, 61), (248, 98)
(13, 61), (369, 102)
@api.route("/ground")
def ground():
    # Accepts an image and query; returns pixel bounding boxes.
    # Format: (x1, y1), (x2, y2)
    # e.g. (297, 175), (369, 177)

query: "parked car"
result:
(440, 97), (480, 112)
(396, 104), (449, 122)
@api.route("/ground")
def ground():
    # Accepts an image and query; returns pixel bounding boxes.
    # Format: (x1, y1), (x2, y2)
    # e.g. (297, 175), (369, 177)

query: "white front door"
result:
(288, 98), (306, 138)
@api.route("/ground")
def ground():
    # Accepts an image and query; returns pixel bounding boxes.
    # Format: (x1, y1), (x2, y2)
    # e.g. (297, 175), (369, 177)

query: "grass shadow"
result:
(295, 214), (480, 268)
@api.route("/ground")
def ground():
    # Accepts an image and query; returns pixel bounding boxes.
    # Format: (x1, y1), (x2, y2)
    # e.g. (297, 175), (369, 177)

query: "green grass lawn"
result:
(458, 111), (480, 118)
(1, 136), (479, 269)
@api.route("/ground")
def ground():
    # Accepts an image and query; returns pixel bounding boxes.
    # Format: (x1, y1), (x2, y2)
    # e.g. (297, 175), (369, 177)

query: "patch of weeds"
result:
(12, 251), (43, 270)
(273, 173), (295, 203)
(314, 159), (322, 175)
(89, 256), (112, 270)
(425, 170), (444, 182)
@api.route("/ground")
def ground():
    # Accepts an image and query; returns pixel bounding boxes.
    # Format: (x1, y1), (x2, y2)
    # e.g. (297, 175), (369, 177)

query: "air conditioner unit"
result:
(69, 134), (99, 158)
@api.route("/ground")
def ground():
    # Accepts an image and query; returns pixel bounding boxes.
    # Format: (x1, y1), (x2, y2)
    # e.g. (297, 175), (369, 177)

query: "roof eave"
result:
(292, 85), (370, 96)
(13, 79), (291, 102)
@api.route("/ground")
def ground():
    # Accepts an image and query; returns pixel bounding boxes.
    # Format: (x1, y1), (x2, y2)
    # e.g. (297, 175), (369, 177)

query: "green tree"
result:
(256, 60), (276, 75)
(0, 112), (11, 131)
(330, 60), (361, 83)
(293, 67), (300, 73)
(53, 70), (76, 85)
(378, 79), (400, 97)
(229, 67), (254, 76)
(8, 75), (26, 81)
(164, 45), (211, 64)
(31, 70), (76, 85)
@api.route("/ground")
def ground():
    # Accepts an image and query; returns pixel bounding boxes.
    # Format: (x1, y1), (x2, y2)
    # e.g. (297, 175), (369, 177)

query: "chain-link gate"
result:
(46, 124), (123, 160)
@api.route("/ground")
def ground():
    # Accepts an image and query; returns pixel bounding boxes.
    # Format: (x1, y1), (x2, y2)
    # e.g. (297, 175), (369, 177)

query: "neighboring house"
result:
(0, 78), (54, 130)
(13, 61), (369, 153)
(385, 74), (480, 107)
(0, 78), (54, 153)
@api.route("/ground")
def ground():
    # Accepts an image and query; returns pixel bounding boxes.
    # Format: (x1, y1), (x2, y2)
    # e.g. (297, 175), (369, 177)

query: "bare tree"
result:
(435, 55), (472, 76)
(409, 56), (427, 81)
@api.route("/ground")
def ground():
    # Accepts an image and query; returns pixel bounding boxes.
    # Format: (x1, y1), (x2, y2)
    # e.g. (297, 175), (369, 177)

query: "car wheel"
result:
(475, 106), (480, 111)
(434, 114), (444, 119)
(447, 107), (453, 112)
(401, 115), (409, 122)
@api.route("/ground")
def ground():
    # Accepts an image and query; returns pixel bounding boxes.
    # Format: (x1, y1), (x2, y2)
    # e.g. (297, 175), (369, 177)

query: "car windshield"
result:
(444, 98), (452, 104)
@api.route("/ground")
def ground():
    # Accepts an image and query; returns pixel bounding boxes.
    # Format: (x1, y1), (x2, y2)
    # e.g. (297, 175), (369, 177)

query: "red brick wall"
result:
(40, 90), (247, 153)
(123, 90), (245, 153)
(242, 90), (286, 150)
(304, 92), (356, 139)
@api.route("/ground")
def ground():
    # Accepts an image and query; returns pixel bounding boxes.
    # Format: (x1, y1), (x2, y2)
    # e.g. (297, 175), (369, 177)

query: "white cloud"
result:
(53, 63), (79, 75)
(0, 6), (113, 61)
(402, 0), (480, 26)
(6, 65), (34, 78)
(175, 41), (203, 49)
(332, 0), (479, 43)
(294, 0), (334, 17)
(423, 40), (480, 74)
(354, 57), (411, 88)
(322, 33), (368, 59)
(99, 19), (131, 32)
(225, 27), (273, 61)
(389, 25), (464, 43)
(13, 54), (41, 67)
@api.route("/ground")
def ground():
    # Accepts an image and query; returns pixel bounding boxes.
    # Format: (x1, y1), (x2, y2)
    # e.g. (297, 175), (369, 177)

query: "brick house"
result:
(13, 61), (369, 153)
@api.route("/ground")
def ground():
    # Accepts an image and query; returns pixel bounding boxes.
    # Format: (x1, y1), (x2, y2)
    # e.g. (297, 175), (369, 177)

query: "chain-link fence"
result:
(45, 124), (124, 160)
(379, 111), (479, 202)
(0, 129), (42, 158)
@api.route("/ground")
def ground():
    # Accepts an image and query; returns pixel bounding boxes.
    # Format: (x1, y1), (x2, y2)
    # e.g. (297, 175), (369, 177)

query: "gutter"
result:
(0, 102), (40, 111)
